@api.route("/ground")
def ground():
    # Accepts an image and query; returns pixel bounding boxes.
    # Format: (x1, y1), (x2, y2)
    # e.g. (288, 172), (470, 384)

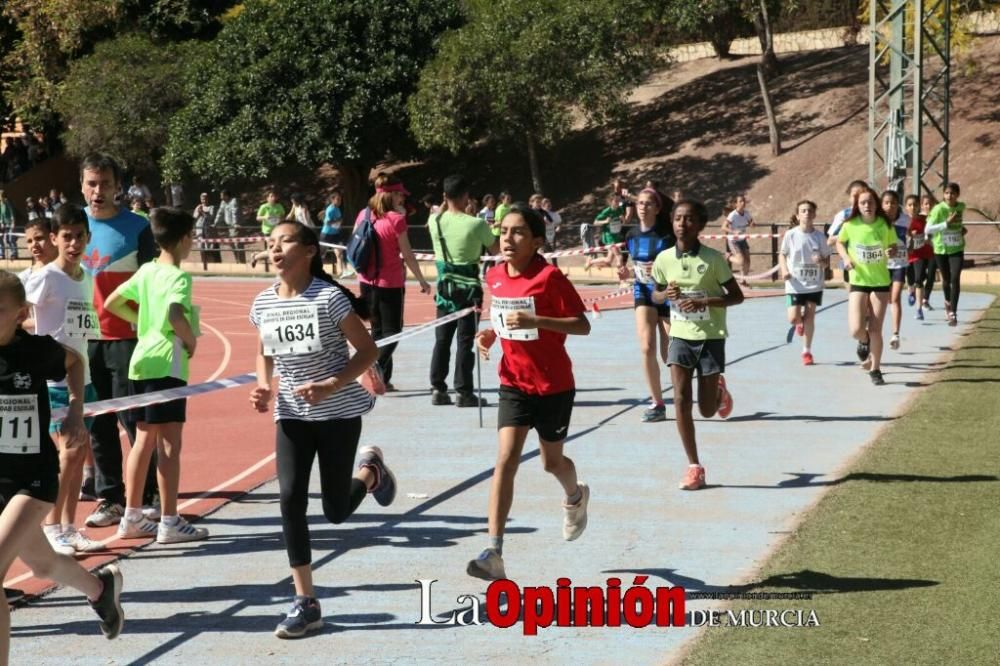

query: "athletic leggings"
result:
(276, 417), (365, 567)
(934, 252), (964, 312)
(911, 257), (936, 297)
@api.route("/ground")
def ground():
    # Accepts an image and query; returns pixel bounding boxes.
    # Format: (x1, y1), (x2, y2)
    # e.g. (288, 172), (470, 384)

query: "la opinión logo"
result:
(415, 576), (686, 635)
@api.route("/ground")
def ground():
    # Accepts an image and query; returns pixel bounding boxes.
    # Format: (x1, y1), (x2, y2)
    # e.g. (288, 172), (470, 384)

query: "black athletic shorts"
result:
(849, 284), (891, 294)
(786, 291), (823, 307)
(129, 376), (188, 424)
(497, 385), (575, 443)
(667, 337), (726, 376)
(0, 468), (59, 506)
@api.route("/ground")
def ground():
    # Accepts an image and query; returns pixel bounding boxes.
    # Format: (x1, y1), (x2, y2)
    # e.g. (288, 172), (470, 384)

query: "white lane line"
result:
(201, 321), (231, 382)
(3, 452), (277, 588)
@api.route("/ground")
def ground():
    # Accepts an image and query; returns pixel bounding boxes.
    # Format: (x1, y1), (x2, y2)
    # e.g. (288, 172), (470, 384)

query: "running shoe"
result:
(4, 588), (25, 605)
(890, 333), (900, 350)
(275, 596), (323, 639)
(802, 351), (815, 366)
(795, 322), (804, 337)
(923, 300), (934, 311)
(915, 309), (924, 321)
(716, 375), (733, 419)
(157, 517), (209, 544)
(948, 312), (958, 327)
(907, 290), (916, 306)
(431, 389), (453, 406)
(142, 503), (161, 522)
(86, 501), (124, 528)
(117, 515), (159, 540)
(467, 548), (506, 581)
(62, 526), (106, 553)
(562, 483), (590, 541)
(383, 382), (397, 393)
(869, 369), (886, 386)
(856, 338), (870, 362)
(90, 564), (124, 640)
(642, 404), (667, 422)
(456, 393), (488, 408)
(45, 527), (76, 556)
(79, 475), (97, 501)
(358, 446), (397, 507)
(678, 465), (706, 491)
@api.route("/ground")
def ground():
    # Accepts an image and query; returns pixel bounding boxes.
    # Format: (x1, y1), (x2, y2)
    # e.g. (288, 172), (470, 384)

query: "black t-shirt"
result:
(0, 330), (66, 475)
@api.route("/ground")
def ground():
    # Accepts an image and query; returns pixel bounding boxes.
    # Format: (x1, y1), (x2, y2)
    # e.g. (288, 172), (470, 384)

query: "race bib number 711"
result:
(259, 305), (322, 356)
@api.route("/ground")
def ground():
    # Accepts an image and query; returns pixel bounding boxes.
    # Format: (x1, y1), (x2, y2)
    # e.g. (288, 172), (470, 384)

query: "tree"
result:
(162, 0), (461, 207)
(408, 0), (662, 194)
(54, 34), (202, 171)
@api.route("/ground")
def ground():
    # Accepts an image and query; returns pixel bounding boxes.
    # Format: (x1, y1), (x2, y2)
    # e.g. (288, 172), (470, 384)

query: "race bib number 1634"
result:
(260, 305), (322, 356)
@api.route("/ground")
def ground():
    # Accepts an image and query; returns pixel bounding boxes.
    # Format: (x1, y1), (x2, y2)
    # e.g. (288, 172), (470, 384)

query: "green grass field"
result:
(680, 287), (1000, 665)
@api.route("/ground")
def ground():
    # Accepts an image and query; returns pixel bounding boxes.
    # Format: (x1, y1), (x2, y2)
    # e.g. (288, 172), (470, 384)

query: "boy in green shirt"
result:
(651, 200), (743, 491)
(925, 182), (967, 326)
(257, 190), (285, 235)
(104, 207), (208, 545)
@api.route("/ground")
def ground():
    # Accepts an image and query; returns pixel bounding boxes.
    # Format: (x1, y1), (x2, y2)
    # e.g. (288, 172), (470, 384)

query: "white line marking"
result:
(201, 321), (231, 382)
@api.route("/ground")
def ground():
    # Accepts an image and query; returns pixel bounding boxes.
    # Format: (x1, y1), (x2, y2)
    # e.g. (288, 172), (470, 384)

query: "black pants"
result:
(430, 306), (478, 396)
(912, 257), (936, 297)
(360, 284), (404, 384)
(88, 339), (157, 505)
(935, 252), (964, 311)
(276, 417), (365, 567)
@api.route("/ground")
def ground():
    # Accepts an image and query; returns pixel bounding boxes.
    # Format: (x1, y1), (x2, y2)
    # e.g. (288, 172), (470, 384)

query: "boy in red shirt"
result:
(904, 194), (935, 321)
(468, 204), (591, 581)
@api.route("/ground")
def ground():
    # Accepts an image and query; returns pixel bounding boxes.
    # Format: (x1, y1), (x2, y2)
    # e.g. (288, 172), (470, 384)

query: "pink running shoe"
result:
(716, 375), (733, 419)
(679, 465), (706, 491)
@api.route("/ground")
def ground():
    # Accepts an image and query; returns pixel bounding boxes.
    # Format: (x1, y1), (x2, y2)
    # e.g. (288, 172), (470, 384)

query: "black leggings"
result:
(935, 253), (964, 312)
(276, 417), (365, 567)
(360, 284), (404, 383)
(911, 257), (936, 297)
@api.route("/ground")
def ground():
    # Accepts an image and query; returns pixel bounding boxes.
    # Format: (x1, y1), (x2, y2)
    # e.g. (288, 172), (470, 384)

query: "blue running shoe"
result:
(358, 446), (397, 507)
(915, 309), (924, 321)
(907, 290), (916, 307)
(275, 596), (323, 639)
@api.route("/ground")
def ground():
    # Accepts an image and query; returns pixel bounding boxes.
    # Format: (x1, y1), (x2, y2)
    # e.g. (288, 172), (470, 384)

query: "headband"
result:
(376, 182), (409, 195)
(639, 188), (663, 208)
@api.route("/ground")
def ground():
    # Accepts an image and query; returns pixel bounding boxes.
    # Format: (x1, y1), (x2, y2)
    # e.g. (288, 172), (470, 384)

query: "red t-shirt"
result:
(357, 210), (408, 289)
(907, 215), (934, 262)
(486, 256), (586, 395)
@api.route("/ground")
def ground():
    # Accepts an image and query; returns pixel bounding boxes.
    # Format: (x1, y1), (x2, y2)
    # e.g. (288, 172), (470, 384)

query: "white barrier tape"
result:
(701, 233), (781, 240)
(197, 235), (268, 244)
(51, 306), (477, 420)
(583, 287), (632, 304)
(411, 242), (627, 262)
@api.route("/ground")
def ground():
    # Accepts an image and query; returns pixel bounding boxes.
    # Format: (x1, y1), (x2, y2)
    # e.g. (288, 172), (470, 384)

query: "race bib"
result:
(634, 261), (654, 284)
(793, 263), (821, 283)
(259, 305), (321, 355)
(911, 233), (925, 249)
(941, 230), (963, 248)
(609, 219), (622, 234)
(670, 289), (709, 322)
(490, 296), (539, 341)
(855, 244), (883, 265)
(62, 299), (99, 340)
(0, 395), (40, 455)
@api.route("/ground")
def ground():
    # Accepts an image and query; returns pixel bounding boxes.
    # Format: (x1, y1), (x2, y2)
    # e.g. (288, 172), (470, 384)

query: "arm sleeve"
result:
(780, 232), (791, 257)
(838, 224), (849, 243)
(477, 219), (495, 246)
(117, 271), (139, 302)
(651, 255), (669, 286)
(547, 270), (587, 317)
(136, 225), (157, 266)
(714, 252), (734, 284)
(24, 270), (49, 306)
(595, 207), (611, 221)
(820, 234), (834, 257)
(390, 212), (408, 235)
(167, 272), (193, 309)
(327, 287), (352, 327)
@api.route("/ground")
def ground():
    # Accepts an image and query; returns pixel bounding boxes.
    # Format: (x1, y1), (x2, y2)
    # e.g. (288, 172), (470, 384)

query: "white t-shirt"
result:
(781, 227), (832, 294)
(726, 209), (753, 232)
(887, 212), (911, 269)
(545, 210), (562, 243)
(24, 263), (95, 386)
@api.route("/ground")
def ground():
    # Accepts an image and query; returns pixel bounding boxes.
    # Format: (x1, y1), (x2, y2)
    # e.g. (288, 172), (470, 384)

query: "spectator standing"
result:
(194, 193), (219, 263)
(127, 177), (152, 205)
(215, 189), (243, 263)
(0, 190), (15, 259)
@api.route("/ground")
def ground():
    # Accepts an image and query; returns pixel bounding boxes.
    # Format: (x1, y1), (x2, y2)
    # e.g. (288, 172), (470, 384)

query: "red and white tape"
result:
(700, 233), (782, 240)
(51, 306), (477, 420)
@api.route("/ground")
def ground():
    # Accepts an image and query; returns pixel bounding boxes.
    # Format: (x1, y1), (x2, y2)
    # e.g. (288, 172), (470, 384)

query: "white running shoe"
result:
(117, 516), (160, 540)
(62, 526), (106, 553)
(85, 501), (124, 528)
(466, 548), (506, 581)
(44, 526), (76, 556)
(157, 517), (209, 544)
(562, 483), (590, 541)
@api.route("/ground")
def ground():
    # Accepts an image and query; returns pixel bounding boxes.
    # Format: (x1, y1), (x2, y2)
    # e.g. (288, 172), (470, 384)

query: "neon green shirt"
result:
(257, 202), (286, 234)
(651, 244), (733, 341)
(837, 217), (896, 287)
(429, 211), (496, 265)
(493, 203), (511, 237)
(118, 262), (195, 381)
(926, 201), (966, 255)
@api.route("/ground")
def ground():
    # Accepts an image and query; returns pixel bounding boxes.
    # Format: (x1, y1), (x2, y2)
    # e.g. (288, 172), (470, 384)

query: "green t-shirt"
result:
(651, 244), (733, 341)
(257, 202), (286, 233)
(429, 210), (496, 265)
(926, 201), (966, 255)
(837, 217), (897, 287)
(118, 262), (195, 381)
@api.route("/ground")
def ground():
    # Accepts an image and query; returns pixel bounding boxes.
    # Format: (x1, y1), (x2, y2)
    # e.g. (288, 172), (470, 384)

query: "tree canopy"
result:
(161, 0), (462, 185)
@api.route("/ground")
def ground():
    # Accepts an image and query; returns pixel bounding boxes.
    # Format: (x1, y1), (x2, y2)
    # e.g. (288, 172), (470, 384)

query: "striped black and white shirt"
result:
(250, 278), (374, 422)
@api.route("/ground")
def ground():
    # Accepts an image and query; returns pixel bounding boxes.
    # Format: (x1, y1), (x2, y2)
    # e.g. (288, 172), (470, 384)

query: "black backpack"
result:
(346, 208), (380, 278)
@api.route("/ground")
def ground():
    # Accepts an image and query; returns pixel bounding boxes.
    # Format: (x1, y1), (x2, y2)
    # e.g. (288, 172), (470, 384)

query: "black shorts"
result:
(0, 467), (59, 506)
(129, 376), (187, 424)
(667, 337), (726, 376)
(849, 284), (891, 294)
(786, 291), (823, 307)
(634, 284), (671, 317)
(889, 267), (906, 283)
(321, 230), (343, 246)
(729, 238), (750, 253)
(497, 386), (575, 443)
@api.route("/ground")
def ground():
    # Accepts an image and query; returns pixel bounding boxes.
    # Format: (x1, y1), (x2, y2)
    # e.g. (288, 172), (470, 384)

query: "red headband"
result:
(376, 182), (409, 195)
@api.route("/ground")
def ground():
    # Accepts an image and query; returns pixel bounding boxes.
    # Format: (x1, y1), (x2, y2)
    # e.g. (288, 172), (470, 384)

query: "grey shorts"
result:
(667, 337), (726, 376)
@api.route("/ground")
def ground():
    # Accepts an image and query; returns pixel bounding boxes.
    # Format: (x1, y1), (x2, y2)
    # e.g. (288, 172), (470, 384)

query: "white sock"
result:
(161, 515), (180, 526)
(803, 346), (811, 353)
(43, 523), (61, 535)
(124, 507), (144, 522)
